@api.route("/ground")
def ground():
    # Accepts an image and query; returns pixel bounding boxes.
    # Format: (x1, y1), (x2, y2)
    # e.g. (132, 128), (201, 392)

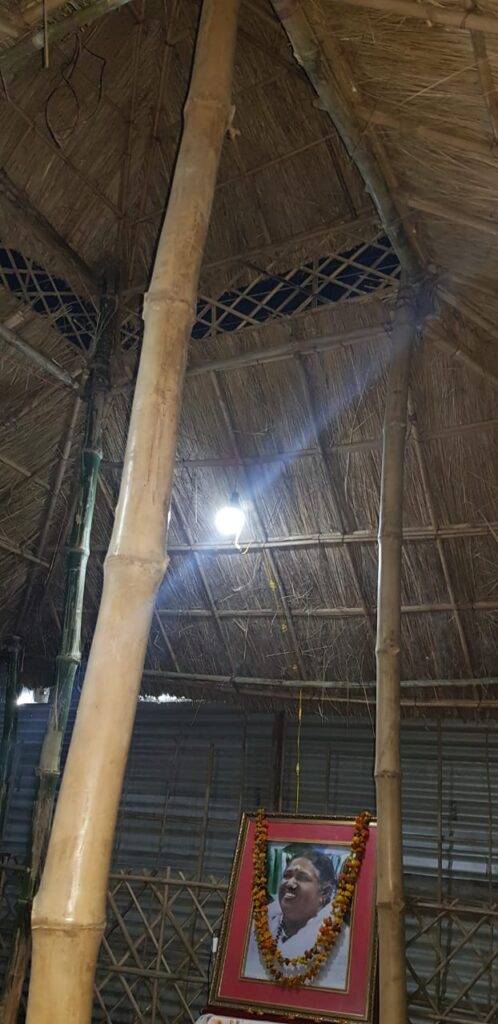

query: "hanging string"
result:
(295, 688), (302, 814)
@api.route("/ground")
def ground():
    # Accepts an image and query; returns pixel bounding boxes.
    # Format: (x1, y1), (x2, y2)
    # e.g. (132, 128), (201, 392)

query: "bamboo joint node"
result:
(143, 291), (195, 314)
(376, 899), (406, 912)
(185, 95), (232, 118)
(104, 552), (168, 579)
(32, 918), (106, 934)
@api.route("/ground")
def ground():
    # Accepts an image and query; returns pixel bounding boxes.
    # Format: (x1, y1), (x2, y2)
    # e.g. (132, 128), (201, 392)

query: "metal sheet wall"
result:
(0, 699), (497, 1022)
(2, 701), (496, 889)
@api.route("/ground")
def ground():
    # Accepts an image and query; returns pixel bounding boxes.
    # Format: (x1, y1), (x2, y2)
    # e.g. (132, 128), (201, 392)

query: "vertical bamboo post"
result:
(375, 282), (418, 1023)
(0, 299), (113, 1024)
(25, 4), (238, 1021)
(0, 636), (23, 839)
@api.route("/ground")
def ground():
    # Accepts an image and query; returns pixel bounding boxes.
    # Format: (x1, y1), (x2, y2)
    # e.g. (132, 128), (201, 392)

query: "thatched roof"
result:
(0, 0), (497, 718)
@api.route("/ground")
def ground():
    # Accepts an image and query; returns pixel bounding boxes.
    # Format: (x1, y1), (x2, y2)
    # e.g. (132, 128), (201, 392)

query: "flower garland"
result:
(252, 809), (371, 988)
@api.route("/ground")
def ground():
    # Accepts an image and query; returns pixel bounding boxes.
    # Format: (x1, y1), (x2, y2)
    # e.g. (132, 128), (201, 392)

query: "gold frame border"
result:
(209, 812), (378, 1024)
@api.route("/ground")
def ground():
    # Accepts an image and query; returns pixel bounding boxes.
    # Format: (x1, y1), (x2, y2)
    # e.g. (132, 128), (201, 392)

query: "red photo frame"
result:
(209, 813), (377, 1023)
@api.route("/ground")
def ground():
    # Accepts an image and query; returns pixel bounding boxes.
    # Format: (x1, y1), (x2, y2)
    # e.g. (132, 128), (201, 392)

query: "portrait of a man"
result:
(243, 842), (351, 990)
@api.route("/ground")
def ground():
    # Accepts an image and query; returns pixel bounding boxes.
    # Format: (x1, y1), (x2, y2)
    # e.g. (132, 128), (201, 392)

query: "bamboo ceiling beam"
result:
(0, 170), (100, 294)
(217, 130), (339, 191)
(0, 322), (80, 391)
(142, 669), (498, 711)
(430, 325), (498, 388)
(337, 0), (498, 35)
(25, 4), (239, 1019)
(0, 384), (59, 434)
(0, 534), (50, 567)
(188, 324), (388, 376)
(99, 414), (498, 473)
(438, 288), (498, 347)
(357, 105), (498, 167)
(0, 451), (51, 493)
(211, 369), (308, 679)
(86, 519), (498, 555)
(155, 599), (498, 619)
(407, 390), (473, 677)
(143, 668), (498, 691)
(401, 192), (498, 238)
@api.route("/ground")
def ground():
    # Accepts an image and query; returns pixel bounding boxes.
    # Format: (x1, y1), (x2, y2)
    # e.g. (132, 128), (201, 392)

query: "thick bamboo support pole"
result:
(375, 283), (417, 1023)
(25, 4), (238, 1022)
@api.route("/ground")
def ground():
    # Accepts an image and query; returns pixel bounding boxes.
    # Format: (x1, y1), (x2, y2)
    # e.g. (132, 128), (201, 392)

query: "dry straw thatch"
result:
(0, 0), (497, 718)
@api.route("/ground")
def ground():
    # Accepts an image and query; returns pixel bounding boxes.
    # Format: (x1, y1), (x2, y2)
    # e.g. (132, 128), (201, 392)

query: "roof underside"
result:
(0, 0), (497, 718)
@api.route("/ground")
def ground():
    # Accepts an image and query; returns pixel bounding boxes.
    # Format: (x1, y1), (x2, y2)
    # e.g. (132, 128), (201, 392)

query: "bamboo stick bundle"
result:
(0, 299), (113, 1024)
(375, 282), (418, 1023)
(25, 3), (238, 1021)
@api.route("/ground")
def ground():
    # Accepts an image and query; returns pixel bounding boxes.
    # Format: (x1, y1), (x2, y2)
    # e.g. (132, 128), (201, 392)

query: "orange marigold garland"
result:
(252, 810), (371, 988)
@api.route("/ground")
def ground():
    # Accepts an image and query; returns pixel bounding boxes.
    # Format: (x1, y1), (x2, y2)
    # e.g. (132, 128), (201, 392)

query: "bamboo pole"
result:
(375, 282), (417, 1023)
(0, 636), (23, 839)
(0, 299), (113, 1024)
(25, 4), (238, 1021)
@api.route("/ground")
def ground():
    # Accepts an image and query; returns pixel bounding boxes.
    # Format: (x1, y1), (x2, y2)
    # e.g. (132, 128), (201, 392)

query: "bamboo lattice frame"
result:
(0, 859), (495, 1024)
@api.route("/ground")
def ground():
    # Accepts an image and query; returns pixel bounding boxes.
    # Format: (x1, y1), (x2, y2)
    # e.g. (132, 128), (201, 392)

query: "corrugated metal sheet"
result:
(0, 698), (496, 1022)
(1, 702), (497, 883)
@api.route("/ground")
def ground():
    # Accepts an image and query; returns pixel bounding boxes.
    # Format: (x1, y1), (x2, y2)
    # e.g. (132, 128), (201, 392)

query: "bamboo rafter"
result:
(97, 413), (498, 475)
(153, 600), (498, 620)
(81, 518), (498, 556)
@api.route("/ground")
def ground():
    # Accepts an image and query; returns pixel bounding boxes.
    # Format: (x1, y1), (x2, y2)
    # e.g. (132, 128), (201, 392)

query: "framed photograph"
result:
(209, 813), (377, 1023)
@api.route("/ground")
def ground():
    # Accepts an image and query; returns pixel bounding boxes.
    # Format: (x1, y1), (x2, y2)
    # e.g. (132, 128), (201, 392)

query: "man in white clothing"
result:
(243, 846), (350, 990)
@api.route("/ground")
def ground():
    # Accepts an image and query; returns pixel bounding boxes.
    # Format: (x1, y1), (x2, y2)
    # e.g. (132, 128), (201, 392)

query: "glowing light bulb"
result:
(214, 491), (245, 537)
(16, 687), (34, 706)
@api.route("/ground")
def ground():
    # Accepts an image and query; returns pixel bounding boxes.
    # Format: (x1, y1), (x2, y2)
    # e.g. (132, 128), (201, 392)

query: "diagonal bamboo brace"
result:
(25, 3), (239, 1021)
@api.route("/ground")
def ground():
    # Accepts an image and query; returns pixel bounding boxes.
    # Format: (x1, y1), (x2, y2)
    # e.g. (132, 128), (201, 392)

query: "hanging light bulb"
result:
(215, 490), (245, 537)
